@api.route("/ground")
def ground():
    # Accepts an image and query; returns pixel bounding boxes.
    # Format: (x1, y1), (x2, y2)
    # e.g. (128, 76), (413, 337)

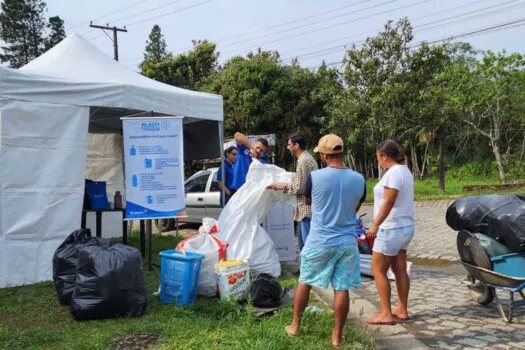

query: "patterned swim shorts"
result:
(299, 244), (361, 291)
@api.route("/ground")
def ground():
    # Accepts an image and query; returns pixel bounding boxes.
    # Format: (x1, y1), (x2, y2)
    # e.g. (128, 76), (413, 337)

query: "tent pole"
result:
(218, 121), (225, 208)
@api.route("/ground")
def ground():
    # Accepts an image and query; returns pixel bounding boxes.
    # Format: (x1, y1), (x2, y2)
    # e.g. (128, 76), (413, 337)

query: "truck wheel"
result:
(155, 219), (175, 232)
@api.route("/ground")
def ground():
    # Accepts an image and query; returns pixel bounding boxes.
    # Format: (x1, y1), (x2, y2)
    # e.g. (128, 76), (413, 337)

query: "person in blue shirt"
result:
(284, 134), (366, 348)
(217, 146), (238, 206)
(230, 132), (269, 191)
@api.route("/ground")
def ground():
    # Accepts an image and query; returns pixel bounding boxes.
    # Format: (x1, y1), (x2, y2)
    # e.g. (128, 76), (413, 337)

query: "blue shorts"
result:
(299, 244), (361, 291)
(373, 225), (414, 256)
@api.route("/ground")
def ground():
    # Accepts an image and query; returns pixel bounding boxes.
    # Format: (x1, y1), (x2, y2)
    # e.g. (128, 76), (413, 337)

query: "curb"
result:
(313, 287), (429, 350)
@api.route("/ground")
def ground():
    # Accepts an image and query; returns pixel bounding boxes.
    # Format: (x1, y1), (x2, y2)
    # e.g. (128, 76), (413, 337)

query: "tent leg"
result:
(218, 121), (226, 208)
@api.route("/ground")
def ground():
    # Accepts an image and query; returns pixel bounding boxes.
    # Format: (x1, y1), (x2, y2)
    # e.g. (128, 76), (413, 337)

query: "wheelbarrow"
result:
(461, 253), (525, 322)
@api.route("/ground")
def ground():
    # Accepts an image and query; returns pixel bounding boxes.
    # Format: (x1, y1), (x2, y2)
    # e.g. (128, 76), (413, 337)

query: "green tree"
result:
(142, 24), (169, 64)
(341, 18), (413, 177)
(447, 50), (525, 183)
(142, 40), (218, 91)
(44, 15), (65, 51)
(0, 0), (47, 67)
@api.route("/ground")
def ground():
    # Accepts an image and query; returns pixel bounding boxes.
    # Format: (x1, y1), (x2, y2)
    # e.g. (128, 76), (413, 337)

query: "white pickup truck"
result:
(155, 168), (221, 232)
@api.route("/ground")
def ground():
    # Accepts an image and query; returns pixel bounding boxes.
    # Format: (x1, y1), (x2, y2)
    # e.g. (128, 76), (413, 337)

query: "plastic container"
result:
(215, 260), (250, 300)
(159, 250), (205, 305)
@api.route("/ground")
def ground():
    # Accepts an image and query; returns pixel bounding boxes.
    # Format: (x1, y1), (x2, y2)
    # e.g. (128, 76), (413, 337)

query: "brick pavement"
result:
(359, 200), (459, 261)
(355, 265), (525, 349)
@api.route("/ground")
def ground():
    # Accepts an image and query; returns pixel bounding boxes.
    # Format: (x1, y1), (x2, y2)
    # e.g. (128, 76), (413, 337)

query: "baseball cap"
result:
(314, 134), (344, 154)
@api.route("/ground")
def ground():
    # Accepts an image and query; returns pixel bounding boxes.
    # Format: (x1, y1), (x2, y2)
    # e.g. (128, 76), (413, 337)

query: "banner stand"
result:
(121, 116), (185, 271)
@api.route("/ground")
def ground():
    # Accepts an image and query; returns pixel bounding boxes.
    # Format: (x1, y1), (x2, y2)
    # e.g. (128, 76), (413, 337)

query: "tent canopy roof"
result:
(16, 33), (223, 124)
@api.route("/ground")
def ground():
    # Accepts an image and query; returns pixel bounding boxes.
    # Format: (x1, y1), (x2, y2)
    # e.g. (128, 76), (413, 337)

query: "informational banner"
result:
(122, 117), (185, 220)
(263, 201), (297, 262)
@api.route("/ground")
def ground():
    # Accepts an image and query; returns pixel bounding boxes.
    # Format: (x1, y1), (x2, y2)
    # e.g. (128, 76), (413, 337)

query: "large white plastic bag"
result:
(176, 230), (226, 297)
(217, 161), (294, 277)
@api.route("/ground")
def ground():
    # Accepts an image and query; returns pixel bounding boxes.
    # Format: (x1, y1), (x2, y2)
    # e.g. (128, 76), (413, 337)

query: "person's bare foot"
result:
(367, 312), (396, 325)
(285, 324), (299, 337)
(332, 335), (345, 348)
(392, 307), (409, 321)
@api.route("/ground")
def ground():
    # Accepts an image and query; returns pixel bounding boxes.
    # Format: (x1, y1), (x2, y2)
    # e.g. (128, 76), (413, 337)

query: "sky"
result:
(45, 0), (525, 70)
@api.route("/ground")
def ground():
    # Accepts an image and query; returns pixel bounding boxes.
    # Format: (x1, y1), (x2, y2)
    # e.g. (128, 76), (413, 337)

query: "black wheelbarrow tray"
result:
(462, 253), (525, 322)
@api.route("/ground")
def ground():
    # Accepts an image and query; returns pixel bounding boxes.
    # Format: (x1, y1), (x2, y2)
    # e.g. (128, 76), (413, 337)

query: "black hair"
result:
(288, 133), (307, 150)
(256, 138), (269, 149)
(224, 146), (237, 158)
(377, 139), (405, 163)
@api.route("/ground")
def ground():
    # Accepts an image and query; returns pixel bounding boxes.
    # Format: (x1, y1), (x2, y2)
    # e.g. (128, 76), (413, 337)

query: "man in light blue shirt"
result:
(285, 134), (365, 348)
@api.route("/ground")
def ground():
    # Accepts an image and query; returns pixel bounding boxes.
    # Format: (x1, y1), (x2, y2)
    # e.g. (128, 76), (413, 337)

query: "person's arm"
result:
(234, 132), (252, 148)
(366, 169), (403, 238)
(268, 158), (305, 194)
(303, 174), (313, 205)
(356, 181), (366, 212)
(217, 181), (231, 196)
(366, 187), (397, 238)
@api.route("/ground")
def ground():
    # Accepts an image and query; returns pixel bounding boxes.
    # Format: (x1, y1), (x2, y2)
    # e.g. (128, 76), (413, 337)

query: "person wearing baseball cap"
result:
(285, 134), (366, 348)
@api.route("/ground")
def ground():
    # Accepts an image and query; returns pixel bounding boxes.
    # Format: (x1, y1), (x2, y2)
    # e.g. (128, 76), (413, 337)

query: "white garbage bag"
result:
(217, 161), (295, 278)
(176, 219), (227, 297)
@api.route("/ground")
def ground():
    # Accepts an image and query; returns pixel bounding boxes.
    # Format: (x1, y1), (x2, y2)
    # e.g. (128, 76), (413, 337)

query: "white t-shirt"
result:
(373, 164), (414, 229)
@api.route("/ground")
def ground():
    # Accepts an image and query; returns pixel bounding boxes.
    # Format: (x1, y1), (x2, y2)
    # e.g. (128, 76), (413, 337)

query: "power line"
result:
(218, 0), (398, 50)
(216, 0), (374, 43)
(86, 0), (211, 42)
(279, 0), (525, 64)
(67, 0), (148, 31)
(125, 0), (215, 27)
(103, 0), (187, 27)
(220, 0), (431, 55)
(307, 17), (525, 70)
(123, 17), (525, 84)
(279, 0), (491, 62)
(121, 0), (493, 64)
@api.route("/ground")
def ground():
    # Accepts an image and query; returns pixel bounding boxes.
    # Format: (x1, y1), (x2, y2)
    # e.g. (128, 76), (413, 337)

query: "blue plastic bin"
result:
(490, 253), (525, 279)
(159, 250), (205, 305)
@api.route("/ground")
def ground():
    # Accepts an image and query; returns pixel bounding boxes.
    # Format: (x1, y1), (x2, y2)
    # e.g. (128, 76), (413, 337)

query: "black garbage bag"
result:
(249, 273), (283, 308)
(52, 228), (96, 305)
(446, 194), (525, 252)
(70, 240), (147, 321)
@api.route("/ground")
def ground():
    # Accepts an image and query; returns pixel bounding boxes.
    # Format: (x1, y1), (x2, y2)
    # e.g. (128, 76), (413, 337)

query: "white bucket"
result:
(215, 261), (251, 300)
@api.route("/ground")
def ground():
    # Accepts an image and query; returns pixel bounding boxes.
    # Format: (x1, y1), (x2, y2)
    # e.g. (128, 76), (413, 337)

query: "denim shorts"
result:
(299, 244), (361, 291)
(373, 225), (414, 256)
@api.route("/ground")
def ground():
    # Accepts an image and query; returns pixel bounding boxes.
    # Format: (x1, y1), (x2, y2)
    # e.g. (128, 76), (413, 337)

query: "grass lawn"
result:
(0, 234), (375, 350)
(364, 176), (525, 202)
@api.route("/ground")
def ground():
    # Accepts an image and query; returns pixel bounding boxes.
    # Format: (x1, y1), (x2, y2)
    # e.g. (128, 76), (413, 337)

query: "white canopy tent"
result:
(0, 34), (224, 288)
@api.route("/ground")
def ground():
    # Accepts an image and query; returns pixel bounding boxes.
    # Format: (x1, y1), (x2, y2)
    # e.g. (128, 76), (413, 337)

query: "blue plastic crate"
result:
(490, 253), (525, 279)
(159, 250), (205, 305)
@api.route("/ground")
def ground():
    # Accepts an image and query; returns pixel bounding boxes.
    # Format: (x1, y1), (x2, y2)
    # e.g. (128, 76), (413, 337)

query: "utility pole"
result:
(89, 22), (127, 61)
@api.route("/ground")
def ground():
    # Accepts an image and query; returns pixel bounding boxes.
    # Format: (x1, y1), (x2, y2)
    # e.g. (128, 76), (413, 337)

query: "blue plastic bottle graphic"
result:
(130, 145), (136, 156)
(146, 196), (153, 204)
(144, 158), (152, 169)
(132, 174), (138, 187)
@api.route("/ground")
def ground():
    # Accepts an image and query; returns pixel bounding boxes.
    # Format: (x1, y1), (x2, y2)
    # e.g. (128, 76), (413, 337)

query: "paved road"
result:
(355, 265), (525, 349)
(359, 200), (459, 261)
